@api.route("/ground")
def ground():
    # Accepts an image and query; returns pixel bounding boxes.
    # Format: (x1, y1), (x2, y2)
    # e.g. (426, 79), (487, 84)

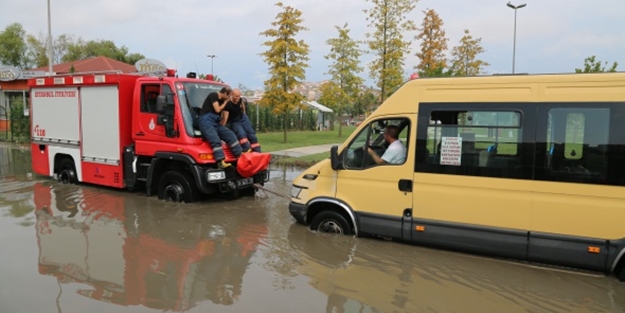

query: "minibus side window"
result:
(416, 107), (528, 179)
(544, 107), (609, 183)
(343, 118), (410, 169)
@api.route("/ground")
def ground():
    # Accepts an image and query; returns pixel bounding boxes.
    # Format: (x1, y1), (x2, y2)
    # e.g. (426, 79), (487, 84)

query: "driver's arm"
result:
(367, 147), (387, 165)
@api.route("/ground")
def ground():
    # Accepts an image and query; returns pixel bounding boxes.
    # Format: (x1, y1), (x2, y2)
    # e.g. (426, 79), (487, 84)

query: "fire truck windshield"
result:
(178, 82), (226, 137)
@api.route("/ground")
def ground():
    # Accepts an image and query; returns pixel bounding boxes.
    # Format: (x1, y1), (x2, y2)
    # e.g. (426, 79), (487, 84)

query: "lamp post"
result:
(47, 0), (53, 75)
(206, 54), (217, 76)
(506, 2), (526, 74)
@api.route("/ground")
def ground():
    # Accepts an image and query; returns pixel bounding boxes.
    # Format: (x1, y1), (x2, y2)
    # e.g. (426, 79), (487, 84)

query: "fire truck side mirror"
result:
(155, 94), (178, 138)
(156, 95), (174, 114)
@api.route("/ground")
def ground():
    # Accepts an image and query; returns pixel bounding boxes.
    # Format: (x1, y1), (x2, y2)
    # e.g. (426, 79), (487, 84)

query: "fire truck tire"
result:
(157, 171), (201, 203)
(57, 159), (77, 184)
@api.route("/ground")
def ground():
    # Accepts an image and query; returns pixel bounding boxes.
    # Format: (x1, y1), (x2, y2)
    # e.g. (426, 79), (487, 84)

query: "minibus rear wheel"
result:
(310, 211), (353, 235)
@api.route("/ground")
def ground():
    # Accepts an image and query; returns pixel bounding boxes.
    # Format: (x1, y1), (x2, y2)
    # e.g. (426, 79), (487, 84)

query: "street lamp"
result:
(207, 54), (217, 76)
(507, 2), (526, 74)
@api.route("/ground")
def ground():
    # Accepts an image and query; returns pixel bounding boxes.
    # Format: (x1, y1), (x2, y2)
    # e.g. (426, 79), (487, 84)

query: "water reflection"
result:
(33, 181), (267, 312)
(286, 223), (625, 313)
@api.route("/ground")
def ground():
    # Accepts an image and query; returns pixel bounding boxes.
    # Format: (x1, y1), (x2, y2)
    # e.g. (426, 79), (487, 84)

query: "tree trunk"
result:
(283, 113), (288, 143)
(338, 108), (343, 138)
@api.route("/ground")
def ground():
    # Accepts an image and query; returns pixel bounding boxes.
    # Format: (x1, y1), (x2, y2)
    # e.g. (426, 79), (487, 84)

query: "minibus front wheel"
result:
(310, 211), (353, 235)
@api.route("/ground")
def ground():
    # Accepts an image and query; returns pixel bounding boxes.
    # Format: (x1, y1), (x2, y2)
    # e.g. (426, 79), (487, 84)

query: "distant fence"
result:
(0, 98), (11, 142)
(246, 104), (328, 132)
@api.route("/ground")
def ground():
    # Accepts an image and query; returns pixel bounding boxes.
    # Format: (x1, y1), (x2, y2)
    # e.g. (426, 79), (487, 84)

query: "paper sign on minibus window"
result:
(440, 136), (462, 166)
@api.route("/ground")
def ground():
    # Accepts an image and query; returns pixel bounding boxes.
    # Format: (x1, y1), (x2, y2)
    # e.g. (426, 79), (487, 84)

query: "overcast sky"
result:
(2, 0), (624, 90)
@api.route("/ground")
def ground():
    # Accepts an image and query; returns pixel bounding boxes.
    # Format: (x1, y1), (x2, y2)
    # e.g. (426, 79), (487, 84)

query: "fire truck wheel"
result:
(57, 159), (77, 184)
(157, 171), (200, 203)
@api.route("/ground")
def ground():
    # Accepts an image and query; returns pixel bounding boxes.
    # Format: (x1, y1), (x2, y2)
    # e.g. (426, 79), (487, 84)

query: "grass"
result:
(257, 126), (356, 152)
(258, 126), (354, 168)
(271, 151), (330, 167)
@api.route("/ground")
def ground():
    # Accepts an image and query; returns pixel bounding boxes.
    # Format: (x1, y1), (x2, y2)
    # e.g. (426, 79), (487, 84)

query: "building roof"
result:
(302, 100), (333, 113)
(30, 56), (137, 74)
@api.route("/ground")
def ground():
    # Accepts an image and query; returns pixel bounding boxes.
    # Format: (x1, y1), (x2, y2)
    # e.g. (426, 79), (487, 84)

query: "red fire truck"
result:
(28, 70), (269, 202)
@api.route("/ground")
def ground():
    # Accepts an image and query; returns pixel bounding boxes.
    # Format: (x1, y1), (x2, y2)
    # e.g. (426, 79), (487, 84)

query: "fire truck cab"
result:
(29, 71), (269, 202)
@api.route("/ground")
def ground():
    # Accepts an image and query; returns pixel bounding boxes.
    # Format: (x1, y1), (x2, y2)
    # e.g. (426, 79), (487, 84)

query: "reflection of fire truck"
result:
(29, 71), (269, 202)
(34, 182), (267, 311)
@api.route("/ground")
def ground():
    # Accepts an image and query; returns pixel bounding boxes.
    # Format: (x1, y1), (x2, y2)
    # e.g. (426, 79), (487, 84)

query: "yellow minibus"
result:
(288, 72), (625, 281)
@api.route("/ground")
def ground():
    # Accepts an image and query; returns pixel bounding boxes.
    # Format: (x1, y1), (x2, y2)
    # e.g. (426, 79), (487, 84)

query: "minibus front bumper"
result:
(288, 201), (307, 224)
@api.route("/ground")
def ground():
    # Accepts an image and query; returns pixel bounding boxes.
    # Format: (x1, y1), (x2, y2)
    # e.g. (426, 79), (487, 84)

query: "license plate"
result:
(237, 177), (253, 187)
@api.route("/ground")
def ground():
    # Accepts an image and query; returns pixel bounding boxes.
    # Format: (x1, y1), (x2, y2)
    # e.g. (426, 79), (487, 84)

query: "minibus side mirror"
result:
(330, 145), (341, 170)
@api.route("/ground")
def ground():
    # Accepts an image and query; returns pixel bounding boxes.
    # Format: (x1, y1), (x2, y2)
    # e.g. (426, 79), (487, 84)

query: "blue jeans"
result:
(231, 114), (261, 152)
(198, 113), (242, 161)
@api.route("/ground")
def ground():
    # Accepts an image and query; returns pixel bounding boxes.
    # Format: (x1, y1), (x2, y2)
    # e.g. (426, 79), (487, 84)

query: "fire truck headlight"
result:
(206, 171), (225, 182)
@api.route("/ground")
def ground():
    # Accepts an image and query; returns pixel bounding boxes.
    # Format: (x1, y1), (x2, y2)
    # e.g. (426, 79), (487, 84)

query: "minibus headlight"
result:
(290, 185), (303, 198)
(207, 171), (225, 181)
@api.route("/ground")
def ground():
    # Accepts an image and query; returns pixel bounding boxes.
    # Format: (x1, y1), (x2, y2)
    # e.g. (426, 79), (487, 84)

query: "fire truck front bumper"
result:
(203, 168), (270, 194)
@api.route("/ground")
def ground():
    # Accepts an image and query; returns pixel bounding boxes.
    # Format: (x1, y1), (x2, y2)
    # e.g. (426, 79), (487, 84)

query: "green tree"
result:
(259, 2), (310, 143)
(25, 34), (48, 68)
(318, 81), (342, 130)
(63, 39), (144, 64)
(24, 33), (76, 68)
(364, 0), (417, 102)
(351, 87), (379, 117)
(10, 97), (30, 143)
(0, 23), (29, 68)
(449, 29), (490, 76)
(575, 55), (618, 73)
(415, 9), (448, 77)
(325, 23), (364, 137)
(53, 34), (74, 64)
(238, 83), (255, 96)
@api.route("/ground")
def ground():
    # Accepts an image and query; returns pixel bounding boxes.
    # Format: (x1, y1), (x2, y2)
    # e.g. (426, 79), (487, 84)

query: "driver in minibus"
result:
(366, 125), (406, 165)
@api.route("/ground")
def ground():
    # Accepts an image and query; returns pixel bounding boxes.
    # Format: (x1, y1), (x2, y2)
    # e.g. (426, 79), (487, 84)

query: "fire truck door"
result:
(138, 83), (173, 140)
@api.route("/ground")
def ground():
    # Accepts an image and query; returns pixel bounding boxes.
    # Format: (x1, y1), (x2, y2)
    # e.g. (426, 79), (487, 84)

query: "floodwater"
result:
(1, 145), (625, 313)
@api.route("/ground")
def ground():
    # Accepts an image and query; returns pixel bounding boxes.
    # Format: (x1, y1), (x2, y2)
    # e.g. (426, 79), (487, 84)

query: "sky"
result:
(1, 0), (624, 90)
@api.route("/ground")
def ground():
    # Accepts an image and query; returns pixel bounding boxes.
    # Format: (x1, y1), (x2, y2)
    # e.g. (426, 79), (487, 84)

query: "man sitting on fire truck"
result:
(198, 87), (242, 168)
(220, 88), (261, 153)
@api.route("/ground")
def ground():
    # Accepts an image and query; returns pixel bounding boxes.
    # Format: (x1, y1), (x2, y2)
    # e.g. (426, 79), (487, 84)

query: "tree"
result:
(10, 97), (30, 143)
(25, 34), (48, 68)
(449, 29), (489, 76)
(415, 9), (448, 77)
(364, 0), (417, 102)
(318, 81), (341, 130)
(24, 33), (76, 68)
(259, 2), (310, 143)
(575, 55), (618, 73)
(238, 83), (255, 96)
(63, 39), (144, 64)
(0, 23), (28, 68)
(325, 23), (364, 137)
(351, 87), (379, 117)
(52, 34), (74, 65)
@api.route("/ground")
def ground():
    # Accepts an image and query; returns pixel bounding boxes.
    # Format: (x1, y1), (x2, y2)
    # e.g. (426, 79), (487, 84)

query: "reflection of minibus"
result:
(288, 73), (625, 281)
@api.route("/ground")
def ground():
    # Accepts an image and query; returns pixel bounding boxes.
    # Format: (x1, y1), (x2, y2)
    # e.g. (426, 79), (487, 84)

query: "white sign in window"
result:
(440, 136), (462, 166)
